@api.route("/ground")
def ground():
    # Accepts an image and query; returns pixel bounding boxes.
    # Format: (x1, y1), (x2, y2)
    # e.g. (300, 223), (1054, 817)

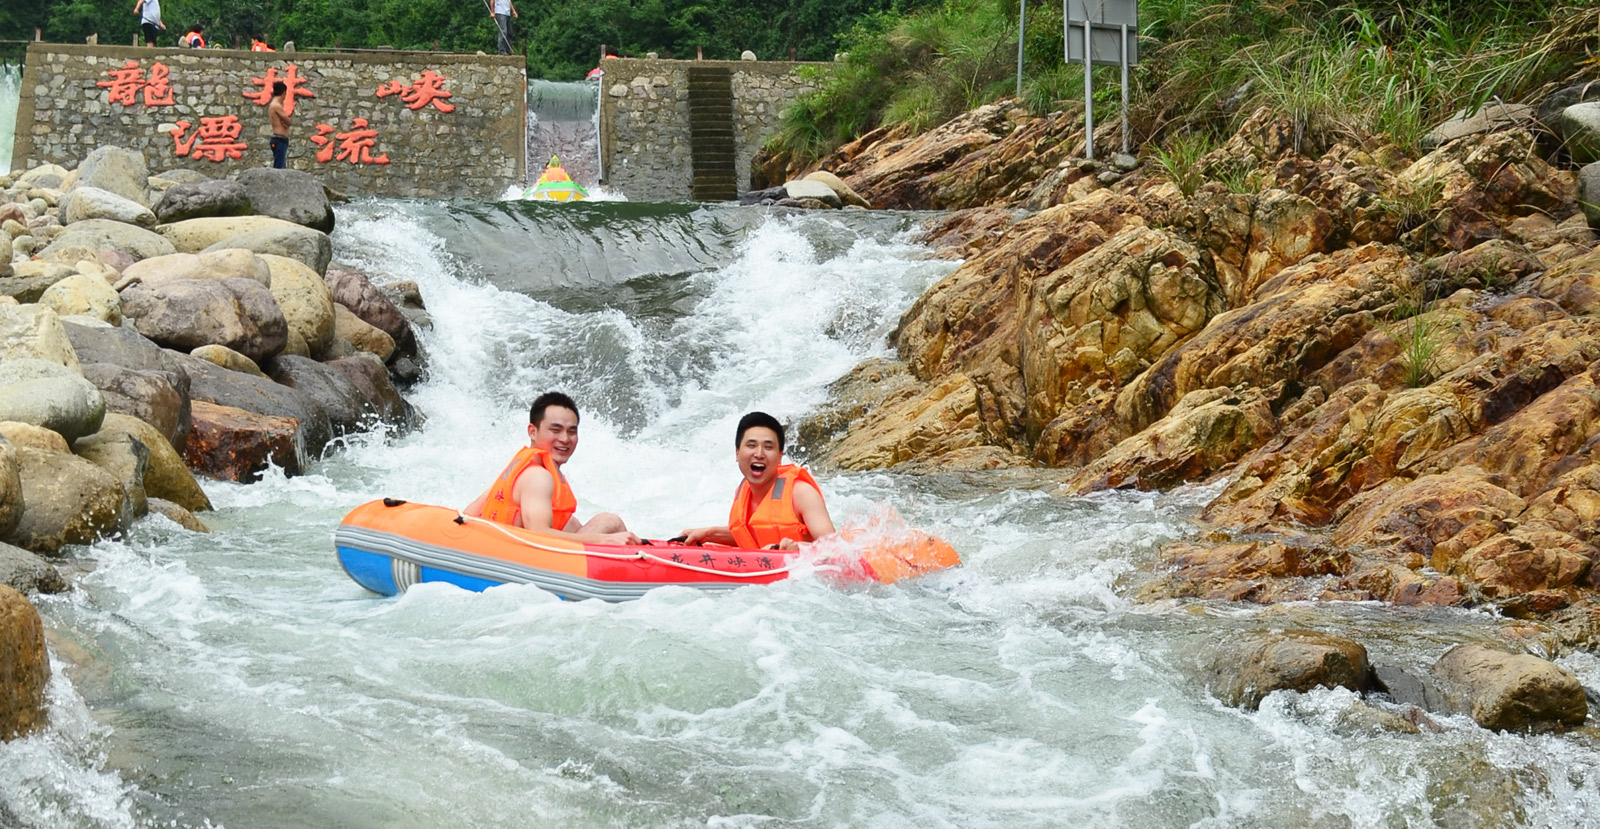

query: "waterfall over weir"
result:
(0, 61), (22, 173)
(525, 79), (600, 190)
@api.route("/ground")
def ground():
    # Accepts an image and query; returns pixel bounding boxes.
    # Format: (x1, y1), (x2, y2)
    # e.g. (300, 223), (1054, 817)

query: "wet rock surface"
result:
(0, 584), (50, 741)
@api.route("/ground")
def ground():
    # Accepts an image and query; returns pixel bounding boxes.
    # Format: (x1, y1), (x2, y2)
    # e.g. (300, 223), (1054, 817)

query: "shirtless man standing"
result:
(267, 81), (289, 169)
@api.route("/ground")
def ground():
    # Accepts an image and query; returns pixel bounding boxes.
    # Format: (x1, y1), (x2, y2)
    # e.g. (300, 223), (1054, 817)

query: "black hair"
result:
(735, 411), (784, 451)
(190, 23), (204, 32)
(272, 81), (287, 96)
(530, 391), (580, 426)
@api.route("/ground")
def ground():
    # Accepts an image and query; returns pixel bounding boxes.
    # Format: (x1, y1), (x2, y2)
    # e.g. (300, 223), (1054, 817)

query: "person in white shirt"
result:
(490, 0), (518, 55)
(133, 0), (165, 46)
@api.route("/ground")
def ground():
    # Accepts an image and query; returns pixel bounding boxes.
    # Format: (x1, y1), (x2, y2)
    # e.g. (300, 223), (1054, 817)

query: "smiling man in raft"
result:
(680, 412), (836, 551)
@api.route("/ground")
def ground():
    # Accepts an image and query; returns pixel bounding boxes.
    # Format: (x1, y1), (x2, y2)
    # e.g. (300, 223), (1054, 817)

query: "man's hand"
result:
(775, 538), (802, 551)
(680, 527), (712, 546)
(595, 531), (641, 546)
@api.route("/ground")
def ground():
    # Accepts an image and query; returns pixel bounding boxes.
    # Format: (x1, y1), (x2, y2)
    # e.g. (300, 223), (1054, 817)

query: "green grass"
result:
(771, 0), (1593, 166)
(1150, 131), (1214, 197)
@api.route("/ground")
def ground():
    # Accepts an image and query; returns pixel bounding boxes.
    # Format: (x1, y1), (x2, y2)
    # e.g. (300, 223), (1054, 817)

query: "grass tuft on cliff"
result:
(772, 0), (1596, 163)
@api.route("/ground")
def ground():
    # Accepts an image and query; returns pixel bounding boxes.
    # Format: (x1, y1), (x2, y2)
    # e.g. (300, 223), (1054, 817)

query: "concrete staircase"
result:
(687, 66), (737, 201)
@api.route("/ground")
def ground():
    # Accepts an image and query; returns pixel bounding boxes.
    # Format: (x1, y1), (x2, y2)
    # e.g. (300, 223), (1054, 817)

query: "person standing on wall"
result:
(490, 0), (517, 55)
(133, 0), (165, 46)
(268, 82), (290, 169)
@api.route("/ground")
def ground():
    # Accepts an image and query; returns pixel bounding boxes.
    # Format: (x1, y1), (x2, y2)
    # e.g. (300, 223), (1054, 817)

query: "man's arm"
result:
(515, 465), (640, 545)
(774, 482), (834, 550)
(510, 1), (518, 18)
(132, 0), (143, 13)
(680, 525), (737, 546)
(463, 489), (487, 517)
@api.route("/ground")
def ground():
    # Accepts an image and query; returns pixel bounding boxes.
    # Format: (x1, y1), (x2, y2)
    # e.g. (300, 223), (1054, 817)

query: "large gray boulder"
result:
(0, 541), (67, 595)
(1556, 102), (1600, 165)
(2, 446), (124, 555)
(119, 277), (288, 363)
(202, 227), (332, 276)
(1537, 79), (1600, 131)
(324, 265), (415, 360)
(171, 351), (332, 456)
(158, 215), (312, 252)
(41, 218), (175, 262)
(1433, 645), (1587, 731)
(1205, 630), (1371, 710)
(122, 250), (271, 288)
(0, 439), (20, 540)
(1423, 103), (1536, 151)
(80, 363), (190, 449)
(0, 359), (106, 443)
(1580, 162), (1600, 229)
(782, 178), (841, 207)
(73, 146), (151, 207)
(59, 186), (157, 228)
(327, 354), (415, 430)
(0, 303), (80, 369)
(62, 319), (191, 377)
(268, 355), (375, 436)
(16, 164), (69, 191)
(235, 168), (334, 233)
(153, 179), (252, 224)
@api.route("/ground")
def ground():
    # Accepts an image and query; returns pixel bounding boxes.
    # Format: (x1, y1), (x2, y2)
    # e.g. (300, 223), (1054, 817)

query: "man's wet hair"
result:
(272, 81), (287, 96)
(530, 392), (579, 426)
(736, 411), (785, 451)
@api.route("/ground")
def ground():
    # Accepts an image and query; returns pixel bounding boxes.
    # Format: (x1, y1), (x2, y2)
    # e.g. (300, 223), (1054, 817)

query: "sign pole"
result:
(1120, 22), (1130, 155)
(1083, 17), (1094, 160)
(1016, 0), (1026, 98)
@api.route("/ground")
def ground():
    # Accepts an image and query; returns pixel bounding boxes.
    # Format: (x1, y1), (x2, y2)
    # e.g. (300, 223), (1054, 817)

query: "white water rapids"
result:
(2, 200), (1599, 827)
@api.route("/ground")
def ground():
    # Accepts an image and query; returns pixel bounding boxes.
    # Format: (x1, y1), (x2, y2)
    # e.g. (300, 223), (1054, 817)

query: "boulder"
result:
(324, 266), (414, 357)
(73, 425), (150, 521)
(121, 250), (271, 288)
(0, 541), (67, 595)
(78, 363), (189, 449)
(0, 584), (50, 740)
(152, 179), (252, 224)
(16, 164), (69, 191)
(333, 303), (395, 361)
(0, 232), (10, 278)
(146, 498), (208, 532)
(262, 254), (334, 356)
(183, 400), (301, 481)
(1206, 630), (1372, 710)
(803, 171), (872, 208)
(39, 273), (123, 325)
(0, 303), (80, 369)
(95, 414), (208, 513)
(0, 359), (106, 443)
(152, 169), (213, 186)
(202, 227), (332, 277)
(172, 352), (332, 457)
(1421, 103), (1536, 150)
(0, 439), (20, 539)
(191, 343), (267, 377)
(235, 168), (335, 233)
(1556, 102), (1600, 164)
(199, 249), (272, 285)
(0, 422), (69, 454)
(782, 178), (841, 207)
(1432, 645), (1587, 731)
(40, 218), (175, 262)
(1536, 80), (1600, 130)
(1580, 162), (1600, 229)
(2, 446), (124, 555)
(73, 145), (150, 206)
(58, 186), (157, 228)
(119, 277), (288, 363)
(326, 354), (415, 429)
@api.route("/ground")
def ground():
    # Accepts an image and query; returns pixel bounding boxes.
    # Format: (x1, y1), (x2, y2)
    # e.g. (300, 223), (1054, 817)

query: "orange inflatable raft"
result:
(335, 499), (961, 601)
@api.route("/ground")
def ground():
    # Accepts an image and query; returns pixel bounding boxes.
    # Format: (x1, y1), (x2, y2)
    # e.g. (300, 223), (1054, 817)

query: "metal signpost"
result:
(1065, 0), (1138, 160)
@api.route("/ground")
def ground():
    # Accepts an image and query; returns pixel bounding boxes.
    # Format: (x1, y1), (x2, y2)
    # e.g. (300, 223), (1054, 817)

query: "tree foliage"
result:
(4, 0), (940, 78)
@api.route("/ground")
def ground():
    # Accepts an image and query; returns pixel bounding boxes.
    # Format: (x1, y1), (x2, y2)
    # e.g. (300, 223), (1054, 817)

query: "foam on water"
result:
(0, 61), (21, 173)
(11, 200), (1600, 827)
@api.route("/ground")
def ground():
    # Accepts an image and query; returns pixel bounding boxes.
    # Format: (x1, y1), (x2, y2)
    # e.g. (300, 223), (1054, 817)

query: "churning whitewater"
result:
(3, 200), (1599, 828)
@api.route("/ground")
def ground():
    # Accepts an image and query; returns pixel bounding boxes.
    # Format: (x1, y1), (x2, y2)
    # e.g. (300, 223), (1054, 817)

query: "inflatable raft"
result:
(523, 155), (588, 202)
(335, 499), (960, 601)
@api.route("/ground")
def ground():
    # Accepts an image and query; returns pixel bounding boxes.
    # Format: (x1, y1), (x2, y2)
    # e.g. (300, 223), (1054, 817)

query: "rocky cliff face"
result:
(804, 103), (1600, 617)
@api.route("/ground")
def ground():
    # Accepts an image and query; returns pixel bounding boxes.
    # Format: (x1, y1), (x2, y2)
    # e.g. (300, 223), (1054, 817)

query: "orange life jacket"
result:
(728, 464), (822, 548)
(251, 39), (274, 52)
(183, 31), (205, 48)
(480, 445), (577, 531)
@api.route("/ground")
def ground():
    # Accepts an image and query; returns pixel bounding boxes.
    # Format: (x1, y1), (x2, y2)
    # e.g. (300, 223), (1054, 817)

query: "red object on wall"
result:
(243, 65), (317, 116)
(169, 116), (248, 162)
(375, 69), (454, 113)
(309, 118), (390, 165)
(96, 60), (174, 107)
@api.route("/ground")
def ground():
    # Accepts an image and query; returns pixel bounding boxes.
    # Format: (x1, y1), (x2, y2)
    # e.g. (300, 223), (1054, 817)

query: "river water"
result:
(3, 200), (1600, 827)
(1, 60), (21, 173)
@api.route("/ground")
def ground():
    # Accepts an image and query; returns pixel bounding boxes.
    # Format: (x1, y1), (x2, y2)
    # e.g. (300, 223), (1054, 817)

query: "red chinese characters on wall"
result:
(375, 70), (455, 113)
(309, 118), (390, 165)
(243, 65), (317, 115)
(169, 116), (248, 162)
(97, 60), (174, 106)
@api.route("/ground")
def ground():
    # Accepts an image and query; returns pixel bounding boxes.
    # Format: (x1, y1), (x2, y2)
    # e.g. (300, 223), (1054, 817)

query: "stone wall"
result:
(12, 43), (525, 200)
(598, 58), (824, 201)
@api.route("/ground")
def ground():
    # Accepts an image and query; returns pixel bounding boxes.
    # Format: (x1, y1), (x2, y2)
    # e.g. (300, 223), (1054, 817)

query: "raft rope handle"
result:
(452, 511), (841, 579)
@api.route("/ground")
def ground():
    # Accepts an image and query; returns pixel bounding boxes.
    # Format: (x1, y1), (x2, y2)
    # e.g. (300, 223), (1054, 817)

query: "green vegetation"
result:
(2, 0), (939, 80)
(771, 0), (1599, 164)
